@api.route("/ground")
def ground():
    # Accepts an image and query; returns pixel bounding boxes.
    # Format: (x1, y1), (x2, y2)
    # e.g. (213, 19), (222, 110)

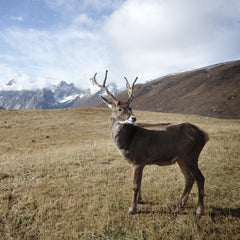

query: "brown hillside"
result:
(117, 60), (240, 119)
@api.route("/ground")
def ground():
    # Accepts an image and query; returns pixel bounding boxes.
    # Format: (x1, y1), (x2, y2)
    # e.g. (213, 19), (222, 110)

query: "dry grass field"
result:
(0, 108), (239, 239)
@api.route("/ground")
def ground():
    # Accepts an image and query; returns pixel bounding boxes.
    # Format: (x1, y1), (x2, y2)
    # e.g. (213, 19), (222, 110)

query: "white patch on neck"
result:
(118, 114), (136, 125)
(118, 119), (133, 124)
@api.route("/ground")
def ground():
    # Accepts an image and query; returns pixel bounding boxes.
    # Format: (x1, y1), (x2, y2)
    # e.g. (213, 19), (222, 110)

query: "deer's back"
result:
(113, 122), (208, 166)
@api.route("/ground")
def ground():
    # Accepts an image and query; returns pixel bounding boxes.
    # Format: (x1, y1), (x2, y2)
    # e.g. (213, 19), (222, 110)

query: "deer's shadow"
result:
(137, 202), (240, 219)
(137, 201), (188, 215)
(209, 206), (240, 221)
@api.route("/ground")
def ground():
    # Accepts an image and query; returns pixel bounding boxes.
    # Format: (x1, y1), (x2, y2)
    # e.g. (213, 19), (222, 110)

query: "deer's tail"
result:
(199, 128), (209, 144)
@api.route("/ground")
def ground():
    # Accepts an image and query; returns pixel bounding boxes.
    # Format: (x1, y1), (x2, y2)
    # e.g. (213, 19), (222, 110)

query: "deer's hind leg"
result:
(138, 188), (143, 203)
(179, 157), (205, 217)
(177, 158), (195, 208)
(191, 164), (205, 217)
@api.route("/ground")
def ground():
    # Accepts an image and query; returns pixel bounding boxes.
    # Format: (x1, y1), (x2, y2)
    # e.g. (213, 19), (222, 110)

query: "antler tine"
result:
(90, 70), (117, 102)
(132, 76), (138, 89)
(124, 77), (131, 96)
(124, 76), (138, 104)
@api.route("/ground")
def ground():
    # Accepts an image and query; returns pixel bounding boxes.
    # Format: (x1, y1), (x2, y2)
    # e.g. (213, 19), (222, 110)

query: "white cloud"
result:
(0, 0), (240, 90)
(72, 14), (94, 27)
(103, 0), (240, 80)
(10, 16), (24, 22)
(0, 26), (110, 89)
(0, 64), (49, 90)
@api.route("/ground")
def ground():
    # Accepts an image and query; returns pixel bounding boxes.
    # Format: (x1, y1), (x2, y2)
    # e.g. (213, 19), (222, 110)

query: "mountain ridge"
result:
(0, 80), (119, 110)
(0, 60), (239, 119)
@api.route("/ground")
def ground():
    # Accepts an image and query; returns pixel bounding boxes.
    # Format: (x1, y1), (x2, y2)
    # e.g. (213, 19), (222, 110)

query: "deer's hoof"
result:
(127, 208), (137, 215)
(177, 199), (185, 209)
(196, 205), (204, 218)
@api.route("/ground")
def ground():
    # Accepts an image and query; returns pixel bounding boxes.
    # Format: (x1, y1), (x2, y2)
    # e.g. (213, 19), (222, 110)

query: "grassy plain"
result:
(0, 108), (239, 239)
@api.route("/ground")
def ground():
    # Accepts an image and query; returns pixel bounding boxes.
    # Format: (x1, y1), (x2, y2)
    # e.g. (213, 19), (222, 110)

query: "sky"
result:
(0, 0), (240, 90)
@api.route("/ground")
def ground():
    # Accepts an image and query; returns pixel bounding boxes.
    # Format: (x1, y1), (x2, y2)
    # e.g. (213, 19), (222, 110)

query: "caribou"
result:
(90, 70), (209, 217)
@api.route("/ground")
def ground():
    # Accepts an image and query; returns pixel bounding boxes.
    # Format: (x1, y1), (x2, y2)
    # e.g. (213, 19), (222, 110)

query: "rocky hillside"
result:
(117, 60), (240, 119)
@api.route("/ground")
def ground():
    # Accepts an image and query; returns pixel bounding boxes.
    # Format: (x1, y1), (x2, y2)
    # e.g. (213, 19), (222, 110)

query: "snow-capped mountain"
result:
(6, 79), (16, 86)
(52, 81), (83, 101)
(0, 80), (120, 110)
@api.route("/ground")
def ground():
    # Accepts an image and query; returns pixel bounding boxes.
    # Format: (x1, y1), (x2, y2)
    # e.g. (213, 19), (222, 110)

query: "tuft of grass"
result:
(0, 108), (239, 239)
(0, 173), (10, 180)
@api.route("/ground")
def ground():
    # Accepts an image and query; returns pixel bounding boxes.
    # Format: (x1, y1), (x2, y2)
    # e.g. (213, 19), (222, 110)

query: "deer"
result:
(90, 70), (209, 218)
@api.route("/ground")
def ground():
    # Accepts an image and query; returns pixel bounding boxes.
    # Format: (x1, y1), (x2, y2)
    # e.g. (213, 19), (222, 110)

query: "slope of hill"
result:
(117, 60), (240, 119)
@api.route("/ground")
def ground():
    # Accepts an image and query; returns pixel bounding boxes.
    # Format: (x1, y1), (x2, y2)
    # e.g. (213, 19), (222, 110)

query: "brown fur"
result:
(91, 72), (209, 217)
(105, 99), (209, 217)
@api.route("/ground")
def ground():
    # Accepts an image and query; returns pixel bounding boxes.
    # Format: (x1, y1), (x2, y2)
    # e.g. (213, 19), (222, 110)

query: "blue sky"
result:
(0, 0), (240, 90)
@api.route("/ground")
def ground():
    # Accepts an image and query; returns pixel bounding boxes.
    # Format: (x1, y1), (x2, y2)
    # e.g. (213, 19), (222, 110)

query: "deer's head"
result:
(90, 70), (137, 124)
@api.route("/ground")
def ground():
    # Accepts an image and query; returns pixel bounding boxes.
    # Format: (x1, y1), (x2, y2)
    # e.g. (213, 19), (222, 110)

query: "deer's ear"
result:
(100, 95), (113, 109)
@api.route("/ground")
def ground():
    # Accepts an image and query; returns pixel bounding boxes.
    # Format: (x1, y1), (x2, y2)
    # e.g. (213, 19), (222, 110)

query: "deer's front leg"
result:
(127, 165), (144, 214)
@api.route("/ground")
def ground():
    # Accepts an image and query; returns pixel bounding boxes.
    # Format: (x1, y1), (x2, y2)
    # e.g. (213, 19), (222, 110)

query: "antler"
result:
(124, 76), (138, 104)
(90, 70), (117, 102)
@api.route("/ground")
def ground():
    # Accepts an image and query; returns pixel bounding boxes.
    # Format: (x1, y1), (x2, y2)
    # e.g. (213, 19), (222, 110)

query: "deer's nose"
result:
(130, 115), (136, 122)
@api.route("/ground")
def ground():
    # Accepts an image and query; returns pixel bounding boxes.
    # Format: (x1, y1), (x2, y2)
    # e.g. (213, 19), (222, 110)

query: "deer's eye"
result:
(118, 108), (122, 112)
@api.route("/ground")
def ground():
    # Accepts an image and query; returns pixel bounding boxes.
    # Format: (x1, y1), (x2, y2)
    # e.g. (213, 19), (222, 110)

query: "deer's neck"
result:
(110, 118), (136, 157)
